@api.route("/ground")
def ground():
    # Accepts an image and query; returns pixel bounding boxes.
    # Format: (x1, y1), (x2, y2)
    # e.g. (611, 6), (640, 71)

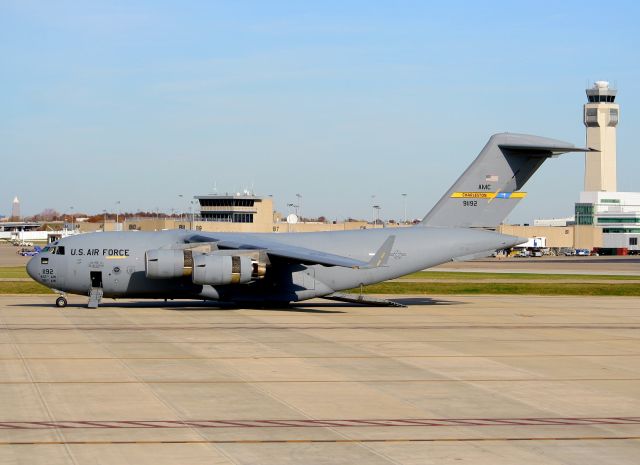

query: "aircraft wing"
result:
(257, 244), (370, 268)
(185, 234), (394, 269)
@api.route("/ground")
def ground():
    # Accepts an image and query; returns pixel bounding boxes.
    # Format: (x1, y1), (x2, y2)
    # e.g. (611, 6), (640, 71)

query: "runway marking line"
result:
(1, 353), (639, 360)
(0, 378), (639, 385)
(1, 437), (640, 445)
(0, 417), (639, 430)
(1, 324), (638, 331)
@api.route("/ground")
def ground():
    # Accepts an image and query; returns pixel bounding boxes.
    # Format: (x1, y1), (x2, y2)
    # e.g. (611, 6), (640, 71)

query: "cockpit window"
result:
(42, 246), (51, 252)
(56, 246), (65, 255)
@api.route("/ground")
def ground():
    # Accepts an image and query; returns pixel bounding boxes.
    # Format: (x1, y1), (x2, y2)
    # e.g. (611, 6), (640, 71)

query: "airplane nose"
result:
(26, 257), (39, 281)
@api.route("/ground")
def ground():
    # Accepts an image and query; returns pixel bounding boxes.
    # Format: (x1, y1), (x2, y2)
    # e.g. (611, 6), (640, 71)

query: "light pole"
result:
(370, 195), (376, 225)
(102, 209), (107, 231)
(70, 206), (74, 233)
(401, 193), (407, 224)
(115, 201), (121, 230)
(296, 193), (302, 221)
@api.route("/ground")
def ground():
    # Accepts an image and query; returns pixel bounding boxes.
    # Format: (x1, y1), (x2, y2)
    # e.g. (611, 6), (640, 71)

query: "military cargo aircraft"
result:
(27, 133), (590, 308)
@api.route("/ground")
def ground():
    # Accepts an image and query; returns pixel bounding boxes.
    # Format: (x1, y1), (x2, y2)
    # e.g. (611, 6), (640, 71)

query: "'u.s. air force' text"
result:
(70, 248), (130, 256)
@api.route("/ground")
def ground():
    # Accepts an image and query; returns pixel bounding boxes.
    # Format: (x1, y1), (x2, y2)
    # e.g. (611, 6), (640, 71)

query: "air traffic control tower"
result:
(583, 81), (619, 192)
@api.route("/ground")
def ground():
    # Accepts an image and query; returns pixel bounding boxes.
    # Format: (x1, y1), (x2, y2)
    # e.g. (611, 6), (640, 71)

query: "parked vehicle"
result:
(18, 246), (42, 256)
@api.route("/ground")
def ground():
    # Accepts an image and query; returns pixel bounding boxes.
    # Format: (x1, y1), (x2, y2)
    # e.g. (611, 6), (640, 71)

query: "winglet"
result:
(364, 235), (396, 268)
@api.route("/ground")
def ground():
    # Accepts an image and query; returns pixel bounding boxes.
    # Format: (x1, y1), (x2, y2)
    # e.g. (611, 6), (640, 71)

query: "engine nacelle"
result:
(145, 249), (193, 279)
(192, 254), (253, 285)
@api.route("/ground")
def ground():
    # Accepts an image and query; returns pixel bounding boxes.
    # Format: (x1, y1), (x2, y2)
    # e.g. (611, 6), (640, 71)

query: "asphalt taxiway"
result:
(0, 294), (639, 464)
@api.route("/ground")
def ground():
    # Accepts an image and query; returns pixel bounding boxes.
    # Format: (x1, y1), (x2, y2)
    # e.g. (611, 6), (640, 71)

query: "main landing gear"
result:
(55, 296), (67, 308)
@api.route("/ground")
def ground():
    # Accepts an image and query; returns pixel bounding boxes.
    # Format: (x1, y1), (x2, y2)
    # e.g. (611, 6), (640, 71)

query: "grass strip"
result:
(355, 282), (640, 297)
(0, 267), (28, 279)
(0, 282), (54, 294)
(407, 271), (640, 281)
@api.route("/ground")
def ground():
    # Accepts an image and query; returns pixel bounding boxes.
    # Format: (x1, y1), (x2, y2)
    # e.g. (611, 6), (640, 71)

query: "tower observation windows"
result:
(587, 95), (616, 103)
(198, 199), (256, 207)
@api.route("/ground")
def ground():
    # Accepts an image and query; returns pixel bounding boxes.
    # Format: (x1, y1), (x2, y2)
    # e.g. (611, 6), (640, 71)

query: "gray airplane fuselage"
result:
(26, 133), (588, 306)
(26, 227), (518, 303)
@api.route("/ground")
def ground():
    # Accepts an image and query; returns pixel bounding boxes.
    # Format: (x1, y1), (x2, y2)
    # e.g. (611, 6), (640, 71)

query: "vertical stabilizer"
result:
(420, 133), (592, 229)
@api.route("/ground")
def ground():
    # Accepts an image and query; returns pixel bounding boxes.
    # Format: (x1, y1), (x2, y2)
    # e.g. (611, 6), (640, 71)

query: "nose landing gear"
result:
(55, 296), (67, 308)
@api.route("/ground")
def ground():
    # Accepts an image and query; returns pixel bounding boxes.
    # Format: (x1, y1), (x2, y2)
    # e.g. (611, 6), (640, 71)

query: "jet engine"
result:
(192, 253), (257, 285)
(145, 249), (194, 279)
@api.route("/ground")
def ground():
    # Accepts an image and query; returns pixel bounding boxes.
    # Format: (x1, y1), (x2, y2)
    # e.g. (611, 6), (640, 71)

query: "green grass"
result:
(405, 271), (640, 281)
(0, 267), (28, 279)
(355, 282), (640, 296)
(0, 281), (54, 294)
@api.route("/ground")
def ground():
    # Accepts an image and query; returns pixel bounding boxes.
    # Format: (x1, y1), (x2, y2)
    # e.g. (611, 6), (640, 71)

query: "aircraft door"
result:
(90, 271), (103, 288)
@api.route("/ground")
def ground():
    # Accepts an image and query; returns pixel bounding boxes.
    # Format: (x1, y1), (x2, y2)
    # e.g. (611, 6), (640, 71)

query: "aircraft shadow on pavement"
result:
(10, 300), (346, 314)
(11, 297), (461, 312)
(390, 297), (464, 306)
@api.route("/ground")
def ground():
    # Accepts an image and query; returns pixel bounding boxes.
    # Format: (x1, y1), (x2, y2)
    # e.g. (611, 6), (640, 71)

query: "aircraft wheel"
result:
(55, 296), (67, 308)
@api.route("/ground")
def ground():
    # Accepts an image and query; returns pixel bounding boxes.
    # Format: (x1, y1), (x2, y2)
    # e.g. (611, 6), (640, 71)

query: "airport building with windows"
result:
(574, 82), (639, 254)
(499, 81), (640, 254)
(196, 195), (267, 225)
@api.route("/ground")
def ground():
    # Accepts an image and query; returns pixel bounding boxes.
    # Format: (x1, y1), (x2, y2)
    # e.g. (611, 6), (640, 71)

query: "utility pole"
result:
(115, 201), (121, 230)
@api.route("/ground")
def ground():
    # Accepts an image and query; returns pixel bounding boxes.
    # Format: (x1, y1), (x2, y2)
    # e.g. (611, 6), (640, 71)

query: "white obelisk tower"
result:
(11, 196), (20, 220)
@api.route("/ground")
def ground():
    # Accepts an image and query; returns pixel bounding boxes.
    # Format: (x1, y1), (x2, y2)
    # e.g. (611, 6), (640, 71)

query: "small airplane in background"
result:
(26, 133), (592, 309)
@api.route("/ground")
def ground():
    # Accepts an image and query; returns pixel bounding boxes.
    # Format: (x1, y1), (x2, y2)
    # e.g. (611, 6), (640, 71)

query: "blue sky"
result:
(2, 1), (639, 222)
